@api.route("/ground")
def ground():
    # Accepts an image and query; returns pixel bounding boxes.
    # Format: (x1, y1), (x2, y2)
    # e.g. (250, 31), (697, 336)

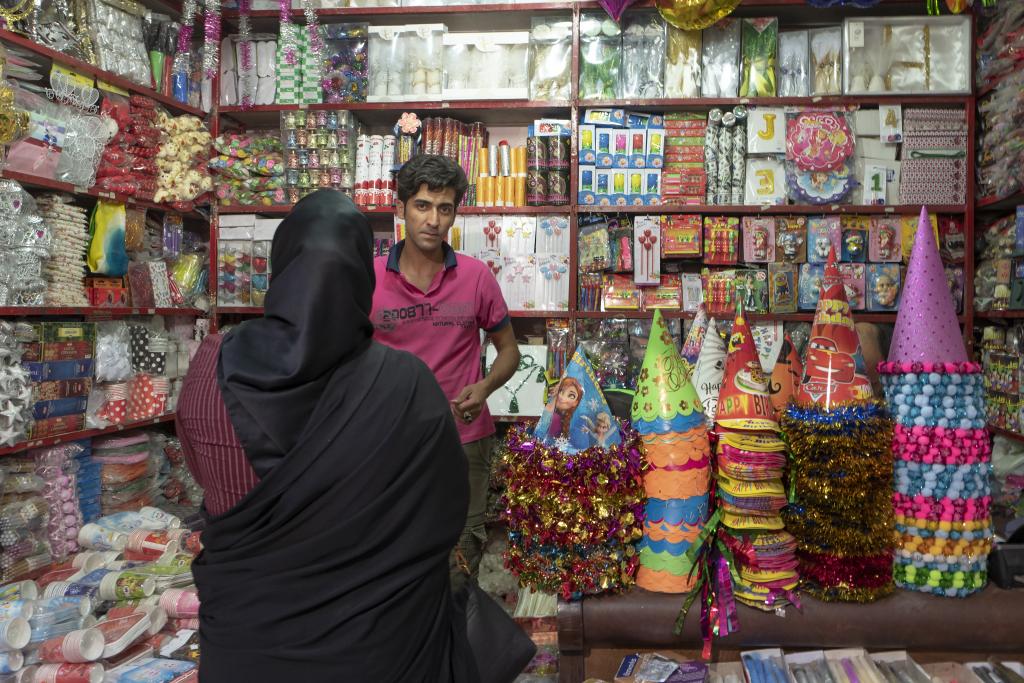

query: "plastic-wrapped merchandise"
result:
(620, 11), (664, 99)
(368, 26), (407, 101)
(321, 24), (369, 103)
(444, 32), (530, 101)
(0, 460), (51, 583)
(778, 30), (810, 97)
(528, 17), (572, 101)
(739, 18), (778, 98)
(0, 182), (50, 307)
(664, 26), (702, 98)
(91, 433), (159, 516)
(0, 322), (33, 447)
(86, 0), (152, 86)
(809, 27), (842, 96)
(784, 110), (857, 205)
(579, 13), (621, 100)
(701, 19), (741, 98)
(154, 113), (213, 210)
(32, 443), (85, 563)
(35, 195), (90, 307)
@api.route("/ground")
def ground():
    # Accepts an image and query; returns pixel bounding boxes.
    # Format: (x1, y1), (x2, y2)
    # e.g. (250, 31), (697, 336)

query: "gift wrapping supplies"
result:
(36, 195), (90, 308)
(632, 311), (711, 594)
(880, 208), (992, 598)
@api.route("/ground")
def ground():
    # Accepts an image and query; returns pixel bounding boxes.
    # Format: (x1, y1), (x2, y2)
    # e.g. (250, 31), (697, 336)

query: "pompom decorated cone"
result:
(632, 311), (712, 594)
(782, 246), (895, 603)
(879, 207), (992, 597)
(502, 346), (645, 599)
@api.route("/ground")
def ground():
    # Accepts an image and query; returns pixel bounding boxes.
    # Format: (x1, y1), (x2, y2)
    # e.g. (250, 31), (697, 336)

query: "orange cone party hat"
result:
(797, 247), (873, 408)
(769, 335), (803, 416)
(716, 307), (779, 432)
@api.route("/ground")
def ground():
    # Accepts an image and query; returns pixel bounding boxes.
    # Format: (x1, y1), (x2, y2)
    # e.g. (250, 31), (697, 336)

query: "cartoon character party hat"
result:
(693, 319), (727, 427)
(681, 305), (709, 371)
(716, 308), (779, 432)
(769, 335), (803, 415)
(535, 345), (621, 453)
(889, 206), (968, 364)
(798, 247), (873, 408)
(632, 311), (712, 593)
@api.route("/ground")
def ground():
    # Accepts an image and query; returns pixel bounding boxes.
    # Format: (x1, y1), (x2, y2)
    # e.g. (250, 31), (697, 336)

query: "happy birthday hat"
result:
(798, 247), (873, 407)
(681, 305), (709, 371)
(693, 318), (727, 427)
(769, 335), (803, 415)
(889, 206), (968, 364)
(632, 310), (706, 435)
(535, 345), (621, 453)
(716, 307), (779, 432)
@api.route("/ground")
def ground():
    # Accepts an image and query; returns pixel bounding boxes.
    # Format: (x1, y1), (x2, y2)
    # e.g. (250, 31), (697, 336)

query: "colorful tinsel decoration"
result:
(278, 0), (299, 65)
(202, 0), (222, 79)
(172, 0), (199, 75)
(500, 425), (646, 601)
(237, 0), (254, 109)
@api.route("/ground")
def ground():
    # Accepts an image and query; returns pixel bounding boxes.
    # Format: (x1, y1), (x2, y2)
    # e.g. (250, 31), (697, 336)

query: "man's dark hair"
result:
(396, 154), (469, 208)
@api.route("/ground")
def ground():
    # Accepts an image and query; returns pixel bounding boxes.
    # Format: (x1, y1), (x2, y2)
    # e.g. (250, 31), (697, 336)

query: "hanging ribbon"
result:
(202, 0), (221, 79)
(279, 0), (298, 65)
(172, 0), (199, 75)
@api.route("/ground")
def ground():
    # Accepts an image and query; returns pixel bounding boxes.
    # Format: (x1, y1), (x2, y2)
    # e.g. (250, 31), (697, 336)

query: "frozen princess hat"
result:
(534, 344), (621, 453)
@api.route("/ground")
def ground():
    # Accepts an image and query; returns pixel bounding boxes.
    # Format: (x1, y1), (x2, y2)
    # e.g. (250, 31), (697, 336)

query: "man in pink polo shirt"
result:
(372, 154), (520, 586)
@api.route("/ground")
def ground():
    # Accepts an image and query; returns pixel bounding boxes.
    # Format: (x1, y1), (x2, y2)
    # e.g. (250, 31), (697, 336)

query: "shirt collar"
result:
(386, 240), (458, 273)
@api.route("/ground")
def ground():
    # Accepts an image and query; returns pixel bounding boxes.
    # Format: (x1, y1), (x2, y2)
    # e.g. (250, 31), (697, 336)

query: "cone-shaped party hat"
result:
(798, 247), (873, 407)
(535, 345), (622, 453)
(889, 206), (968, 364)
(716, 306), (779, 432)
(694, 319), (727, 426)
(769, 335), (803, 415)
(632, 310), (706, 435)
(681, 305), (709, 370)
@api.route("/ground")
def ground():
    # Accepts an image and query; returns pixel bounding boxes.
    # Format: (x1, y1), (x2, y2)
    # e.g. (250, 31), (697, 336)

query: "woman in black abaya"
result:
(191, 189), (476, 682)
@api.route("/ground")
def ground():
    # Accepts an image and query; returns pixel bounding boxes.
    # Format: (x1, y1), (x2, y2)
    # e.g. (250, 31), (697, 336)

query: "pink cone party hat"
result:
(798, 246), (873, 408)
(888, 206), (968, 364)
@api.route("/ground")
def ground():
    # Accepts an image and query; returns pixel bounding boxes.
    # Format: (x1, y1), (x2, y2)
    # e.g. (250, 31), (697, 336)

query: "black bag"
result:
(465, 583), (537, 683)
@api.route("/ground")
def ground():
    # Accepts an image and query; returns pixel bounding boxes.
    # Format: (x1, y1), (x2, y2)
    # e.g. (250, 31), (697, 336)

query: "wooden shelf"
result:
(579, 95), (973, 111)
(0, 29), (204, 118)
(0, 413), (176, 457)
(216, 306), (569, 318)
(579, 204), (967, 215)
(574, 311), (937, 323)
(217, 204), (567, 216)
(1, 171), (208, 219)
(219, 100), (572, 127)
(0, 307), (205, 318)
(224, 2), (571, 20)
(977, 192), (1023, 214)
(990, 425), (1024, 444)
(975, 310), (1024, 320)
(217, 204), (394, 216)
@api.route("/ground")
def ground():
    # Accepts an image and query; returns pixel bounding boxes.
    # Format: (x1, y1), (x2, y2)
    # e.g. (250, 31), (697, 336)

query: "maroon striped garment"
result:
(176, 334), (259, 517)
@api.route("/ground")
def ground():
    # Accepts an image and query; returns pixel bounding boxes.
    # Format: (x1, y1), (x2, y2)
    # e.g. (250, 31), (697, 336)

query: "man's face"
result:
(398, 184), (457, 254)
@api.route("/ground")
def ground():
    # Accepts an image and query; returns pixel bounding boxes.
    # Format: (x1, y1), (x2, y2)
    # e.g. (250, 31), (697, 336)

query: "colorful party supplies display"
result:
(501, 346), (645, 599)
(879, 207), (992, 597)
(782, 247), (895, 603)
(632, 311), (711, 594)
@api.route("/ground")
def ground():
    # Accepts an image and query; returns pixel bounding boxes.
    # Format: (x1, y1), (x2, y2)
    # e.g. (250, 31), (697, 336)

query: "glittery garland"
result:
(499, 424), (646, 600)
(303, 0), (324, 63)
(173, 0), (200, 75)
(781, 400), (896, 601)
(279, 0), (299, 66)
(202, 0), (222, 79)
(237, 0), (254, 109)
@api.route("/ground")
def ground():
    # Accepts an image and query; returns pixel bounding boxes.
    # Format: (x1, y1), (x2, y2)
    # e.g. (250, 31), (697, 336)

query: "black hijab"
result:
(217, 189), (375, 476)
(197, 190), (477, 682)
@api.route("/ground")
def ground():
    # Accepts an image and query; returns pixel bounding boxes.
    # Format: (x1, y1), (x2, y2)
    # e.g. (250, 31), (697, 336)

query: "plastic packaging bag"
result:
(620, 11), (664, 99)
(529, 17), (571, 101)
(579, 13), (621, 100)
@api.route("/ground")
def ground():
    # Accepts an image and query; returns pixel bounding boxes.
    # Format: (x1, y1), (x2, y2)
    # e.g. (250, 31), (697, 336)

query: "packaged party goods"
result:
(799, 263), (825, 310)
(778, 31), (809, 97)
(785, 110), (856, 205)
(747, 108), (786, 156)
(501, 347), (644, 598)
(702, 269), (737, 318)
(217, 217), (254, 307)
(579, 13), (622, 100)
(662, 215), (702, 257)
(739, 18), (778, 98)
(807, 216), (840, 264)
(321, 24), (369, 103)
(620, 11), (665, 99)
(768, 262), (797, 313)
(867, 264), (901, 311)
(737, 268), (769, 314)
(578, 217), (611, 272)
(602, 274), (641, 311)
(633, 215), (661, 285)
(742, 217), (775, 263)
(529, 17), (572, 101)
(838, 263), (866, 310)
(701, 19), (741, 98)
(880, 208), (992, 597)
(443, 31), (530, 101)
(775, 216), (807, 263)
(809, 27), (842, 96)
(744, 158), (786, 206)
(840, 216), (869, 263)
(703, 216), (739, 265)
(664, 26), (702, 98)
(843, 16), (970, 95)
(85, 0), (152, 86)
(869, 217), (902, 263)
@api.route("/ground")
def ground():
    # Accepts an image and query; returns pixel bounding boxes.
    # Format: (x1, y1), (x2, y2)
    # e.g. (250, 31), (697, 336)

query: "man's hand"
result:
(452, 382), (490, 424)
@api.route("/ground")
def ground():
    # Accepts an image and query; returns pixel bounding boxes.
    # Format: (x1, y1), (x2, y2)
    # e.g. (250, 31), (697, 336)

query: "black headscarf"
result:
(195, 190), (476, 682)
(217, 189), (375, 476)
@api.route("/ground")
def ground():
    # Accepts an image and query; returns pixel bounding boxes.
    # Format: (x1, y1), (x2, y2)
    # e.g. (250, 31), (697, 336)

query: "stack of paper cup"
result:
(138, 507), (181, 529)
(0, 617), (30, 651)
(39, 628), (104, 663)
(159, 588), (199, 619)
(0, 581), (38, 602)
(71, 552), (119, 573)
(0, 651), (23, 675)
(98, 572), (155, 602)
(34, 662), (103, 683)
(97, 383), (129, 425)
(0, 601), (33, 620)
(77, 524), (128, 552)
(125, 530), (178, 561)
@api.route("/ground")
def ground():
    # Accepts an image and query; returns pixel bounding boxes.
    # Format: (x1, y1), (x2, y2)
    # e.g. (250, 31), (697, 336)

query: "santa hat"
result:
(715, 307), (779, 432)
(797, 246), (873, 408)
(889, 206), (968, 364)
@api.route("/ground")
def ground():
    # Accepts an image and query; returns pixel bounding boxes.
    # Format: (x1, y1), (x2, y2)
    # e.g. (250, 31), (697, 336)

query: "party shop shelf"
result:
(0, 413), (177, 458)
(577, 204), (968, 216)
(215, 204), (568, 216)
(218, 100), (573, 127)
(216, 306), (569, 319)
(0, 307), (205, 318)
(0, 29), (204, 118)
(990, 425), (1024, 444)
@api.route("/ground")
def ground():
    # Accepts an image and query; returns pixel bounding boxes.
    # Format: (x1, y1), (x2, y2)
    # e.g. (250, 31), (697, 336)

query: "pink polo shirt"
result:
(371, 241), (510, 444)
